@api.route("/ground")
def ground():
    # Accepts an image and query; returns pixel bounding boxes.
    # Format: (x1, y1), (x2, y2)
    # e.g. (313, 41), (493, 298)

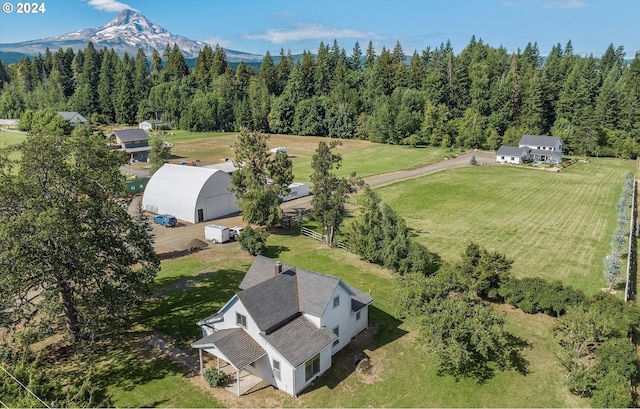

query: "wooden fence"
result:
(301, 226), (323, 242)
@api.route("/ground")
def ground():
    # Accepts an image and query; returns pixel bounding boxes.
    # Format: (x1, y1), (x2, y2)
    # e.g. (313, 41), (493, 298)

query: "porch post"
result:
(217, 356), (220, 371)
(198, 349), (203, 374)
(237, 370), (240, 397)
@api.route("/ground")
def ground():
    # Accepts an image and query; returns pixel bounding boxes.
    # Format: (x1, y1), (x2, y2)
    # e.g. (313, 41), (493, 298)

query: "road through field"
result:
(146, 150), (496, 254)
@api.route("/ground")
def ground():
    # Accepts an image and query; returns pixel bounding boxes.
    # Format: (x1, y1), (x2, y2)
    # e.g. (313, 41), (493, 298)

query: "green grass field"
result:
(147, 131), (455, 182)
(143, 233), (585, 408)
(374, 158), (635, 294)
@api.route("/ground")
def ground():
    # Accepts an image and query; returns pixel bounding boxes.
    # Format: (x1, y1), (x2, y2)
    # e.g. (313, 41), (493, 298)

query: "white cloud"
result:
(540, 0), (586, 9)
(244, 23), (378, 44)
(86, 0), (137, 12)
(202, 36), (233, 49)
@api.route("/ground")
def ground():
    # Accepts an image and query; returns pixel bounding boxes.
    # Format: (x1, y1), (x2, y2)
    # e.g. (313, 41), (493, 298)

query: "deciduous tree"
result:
(0, 125), (159, 344)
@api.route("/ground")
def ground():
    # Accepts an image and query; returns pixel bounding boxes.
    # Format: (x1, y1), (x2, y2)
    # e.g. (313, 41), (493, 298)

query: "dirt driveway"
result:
(139, 150), (496, 255)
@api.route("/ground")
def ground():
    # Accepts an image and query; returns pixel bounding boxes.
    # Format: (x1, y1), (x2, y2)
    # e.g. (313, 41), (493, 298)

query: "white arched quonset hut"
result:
(142, 164), (239, 224)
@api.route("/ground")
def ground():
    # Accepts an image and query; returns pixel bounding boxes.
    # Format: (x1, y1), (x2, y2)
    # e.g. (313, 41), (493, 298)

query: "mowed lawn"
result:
(153, 131), (451, 182)
(109, 235), (587, 408)
(375, 158), (635, 294)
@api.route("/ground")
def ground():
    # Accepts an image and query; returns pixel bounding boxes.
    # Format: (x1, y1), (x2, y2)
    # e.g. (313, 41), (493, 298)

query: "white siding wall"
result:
(207, 299), (298, 396)
(496, 154), (523, 164)
(292, 343), (333, 396)
(320, 284), (358, 354)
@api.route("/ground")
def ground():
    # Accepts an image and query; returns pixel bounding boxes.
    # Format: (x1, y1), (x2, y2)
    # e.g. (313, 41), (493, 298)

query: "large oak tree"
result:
(0, 124), (159, 343)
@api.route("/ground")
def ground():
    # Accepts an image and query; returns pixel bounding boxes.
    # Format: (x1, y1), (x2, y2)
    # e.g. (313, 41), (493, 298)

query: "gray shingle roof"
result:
(57, 111), (87, 122)
(111, 129), (151, 143)
(519, 135), (561, 149)
(263, 315), (337, 368)
(496, 146), (528, 156)
(240, 256), (373, 316)
(192, 328), (266, 370)
(237, 272), (299, 334)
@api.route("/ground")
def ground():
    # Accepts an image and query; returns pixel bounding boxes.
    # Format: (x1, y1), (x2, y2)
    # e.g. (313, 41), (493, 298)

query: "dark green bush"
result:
(498, 277), (585, 317)
(203, 367), (228, 387)
(238, 226), (268, 256)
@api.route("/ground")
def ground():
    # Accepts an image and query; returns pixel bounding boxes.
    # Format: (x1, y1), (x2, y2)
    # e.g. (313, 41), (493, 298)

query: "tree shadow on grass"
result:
(263, 245), (290, 259)
(137, 269), (246, 344)
(301, 305), (408, 395)
(47, 338), (188, 407)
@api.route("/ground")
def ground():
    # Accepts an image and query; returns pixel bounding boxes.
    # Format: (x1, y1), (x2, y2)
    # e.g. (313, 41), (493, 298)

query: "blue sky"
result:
(0, 0), (639, 57)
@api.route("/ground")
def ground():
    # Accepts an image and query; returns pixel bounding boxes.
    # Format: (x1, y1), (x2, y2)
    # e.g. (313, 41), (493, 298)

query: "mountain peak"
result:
(0, 9), (263, 62)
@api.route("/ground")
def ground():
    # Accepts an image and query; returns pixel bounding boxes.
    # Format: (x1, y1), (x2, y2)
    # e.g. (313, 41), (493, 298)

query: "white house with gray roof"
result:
(496, 135), (563, 164)
(192, 256), (374, 397)
(496, 146), (529, 164)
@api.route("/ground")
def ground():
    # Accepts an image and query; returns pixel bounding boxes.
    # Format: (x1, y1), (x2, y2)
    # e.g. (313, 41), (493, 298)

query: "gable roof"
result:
(519, 135), (562, 148)
(57, 111), (87, 122)
(111, 129), (151, 143)
(191, 328), (266, 370)
(237, 272), (300, 334)
(240, 256), (372, 317)
(496, 146), (529, 156)
(263, 315), (337, 368)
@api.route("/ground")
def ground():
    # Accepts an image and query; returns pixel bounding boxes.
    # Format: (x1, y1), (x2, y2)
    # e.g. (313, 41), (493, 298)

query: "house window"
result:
(236, 312), (247, 327)
(273, 360), (281, 380)
(305, 354), (320, 381)
(510, 157), (515, 161)
(356, 310), (361, 321)
(333, 326), (340, 347)
(333, 295), (340, 309)
(500, 156), (505, 160)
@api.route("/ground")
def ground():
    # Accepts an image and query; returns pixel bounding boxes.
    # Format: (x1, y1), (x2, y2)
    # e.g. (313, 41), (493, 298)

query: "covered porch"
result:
(192, 328), (268, 397)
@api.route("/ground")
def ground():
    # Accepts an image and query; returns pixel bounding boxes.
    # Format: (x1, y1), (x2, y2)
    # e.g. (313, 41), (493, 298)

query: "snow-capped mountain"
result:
(0, 9), (263, 62)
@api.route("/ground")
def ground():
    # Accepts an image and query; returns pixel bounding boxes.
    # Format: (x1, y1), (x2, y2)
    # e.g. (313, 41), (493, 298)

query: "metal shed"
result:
(142, 164), (239, 223)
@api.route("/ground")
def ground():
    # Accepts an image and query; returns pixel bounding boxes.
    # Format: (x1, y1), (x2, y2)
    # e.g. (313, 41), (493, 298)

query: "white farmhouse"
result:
(496, 135), (564, 164)
(192, 256), (374, 397)
(518, 135), (563, 163)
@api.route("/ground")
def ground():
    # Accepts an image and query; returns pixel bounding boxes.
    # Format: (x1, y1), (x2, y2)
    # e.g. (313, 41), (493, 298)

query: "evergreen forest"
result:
(1, 38), (639, 158)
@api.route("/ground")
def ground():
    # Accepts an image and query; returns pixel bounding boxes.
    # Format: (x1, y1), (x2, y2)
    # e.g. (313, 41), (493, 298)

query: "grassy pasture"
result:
(101, 234), (587, 408)
(375, 158), (635, 294)
(149, 131), (452, 182)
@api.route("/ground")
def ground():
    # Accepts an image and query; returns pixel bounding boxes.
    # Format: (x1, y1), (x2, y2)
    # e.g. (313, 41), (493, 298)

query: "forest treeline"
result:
(1, 38), (639, 158)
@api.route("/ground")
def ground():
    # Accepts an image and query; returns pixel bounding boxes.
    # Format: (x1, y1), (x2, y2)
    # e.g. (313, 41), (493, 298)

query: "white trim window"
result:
(333, 295), (340, 309)
(236, 312), (247, 327)
(305, 354), (320, 381)
(333, 326), (340, 347)
(273, 359), (281, 380)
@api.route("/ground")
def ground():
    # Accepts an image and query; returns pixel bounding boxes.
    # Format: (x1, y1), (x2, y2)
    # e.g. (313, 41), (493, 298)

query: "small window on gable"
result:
(333, 295), (340, 309)
(356, 310), (361, 321)
(236, 312), (247, 327)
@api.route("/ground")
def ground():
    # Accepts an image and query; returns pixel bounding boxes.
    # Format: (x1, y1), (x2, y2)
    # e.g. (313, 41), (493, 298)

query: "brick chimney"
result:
(274, 261), (282, 275)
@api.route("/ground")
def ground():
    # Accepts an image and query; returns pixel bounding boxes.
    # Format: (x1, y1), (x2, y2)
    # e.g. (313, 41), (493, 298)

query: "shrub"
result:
(498, 277), (585, 317)
(469, 155), (478, 165)
(238, 226), (268, 256)
(203, 367), (228, 387)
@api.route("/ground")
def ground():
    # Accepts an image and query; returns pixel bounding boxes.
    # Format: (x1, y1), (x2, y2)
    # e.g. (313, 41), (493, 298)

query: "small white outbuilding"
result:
(142, 164), (239, 224)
